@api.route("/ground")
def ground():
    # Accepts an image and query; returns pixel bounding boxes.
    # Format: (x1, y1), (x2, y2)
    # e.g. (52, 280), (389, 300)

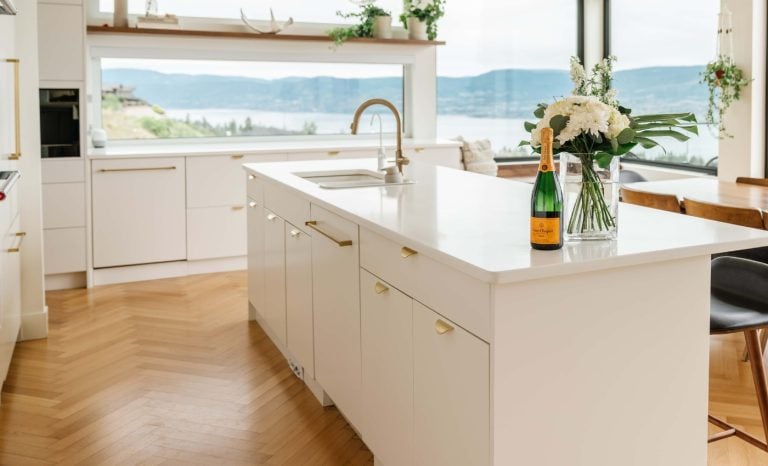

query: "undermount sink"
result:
(295, 169), (414, 189)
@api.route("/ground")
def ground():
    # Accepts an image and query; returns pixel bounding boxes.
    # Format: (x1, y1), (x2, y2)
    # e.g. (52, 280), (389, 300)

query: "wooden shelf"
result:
(86, 25), (446, 46)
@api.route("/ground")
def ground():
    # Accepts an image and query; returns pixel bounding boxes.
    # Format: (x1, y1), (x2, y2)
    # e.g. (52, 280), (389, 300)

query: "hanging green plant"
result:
(327, 3), (391, 47)
(701, 56), (750, 138)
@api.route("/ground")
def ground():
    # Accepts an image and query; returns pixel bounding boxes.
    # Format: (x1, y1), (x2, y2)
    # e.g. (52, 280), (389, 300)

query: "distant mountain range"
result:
(103, 65), (708, 120)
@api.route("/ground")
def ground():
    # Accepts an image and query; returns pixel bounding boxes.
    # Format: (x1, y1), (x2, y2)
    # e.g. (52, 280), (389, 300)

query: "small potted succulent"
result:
(400, 0), (445, 41)
(701, 56), (750, 138)
(328, 2), (392, 46)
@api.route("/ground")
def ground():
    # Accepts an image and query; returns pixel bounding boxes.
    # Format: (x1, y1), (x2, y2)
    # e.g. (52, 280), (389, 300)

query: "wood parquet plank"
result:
(0, 272), (373, 465)
(2, 270), (767, 464)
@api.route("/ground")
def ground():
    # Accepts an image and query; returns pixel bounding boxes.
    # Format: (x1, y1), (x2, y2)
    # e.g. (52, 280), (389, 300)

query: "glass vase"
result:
(559, 153), (620, 241)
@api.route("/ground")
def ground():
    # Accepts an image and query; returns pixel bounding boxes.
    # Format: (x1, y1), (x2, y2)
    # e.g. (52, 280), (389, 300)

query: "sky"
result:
(100, 0), (720, 79)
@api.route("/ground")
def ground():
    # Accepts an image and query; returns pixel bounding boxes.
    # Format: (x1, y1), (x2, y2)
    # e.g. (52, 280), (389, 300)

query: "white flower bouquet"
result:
(522, 56), (699, 238)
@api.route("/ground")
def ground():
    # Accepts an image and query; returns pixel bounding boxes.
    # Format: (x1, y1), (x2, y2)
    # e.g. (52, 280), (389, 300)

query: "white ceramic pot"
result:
(113, 0), (129, 27)
(407, 17), (428, 40)
(372, 15), (393, 39)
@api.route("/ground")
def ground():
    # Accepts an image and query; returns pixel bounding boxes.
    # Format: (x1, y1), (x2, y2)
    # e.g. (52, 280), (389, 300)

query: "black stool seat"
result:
(710, 256), (768, 334)
(711, 294), (768, 333)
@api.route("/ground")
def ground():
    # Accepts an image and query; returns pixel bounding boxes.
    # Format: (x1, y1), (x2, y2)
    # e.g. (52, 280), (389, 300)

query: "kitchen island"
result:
(244, 158), (768, 466)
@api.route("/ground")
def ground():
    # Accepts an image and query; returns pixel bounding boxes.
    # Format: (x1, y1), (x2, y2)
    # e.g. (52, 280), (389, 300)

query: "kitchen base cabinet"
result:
(285, 223), (314, 379)
(187, 206), (247, 260)
(310, 205), (363, 429)
(263, 209), (287, 346)
(413, 302), (490, 466)
(360, 270), (414, 466)
(247, 199), (265, 319)
(0, 215), (21, 385)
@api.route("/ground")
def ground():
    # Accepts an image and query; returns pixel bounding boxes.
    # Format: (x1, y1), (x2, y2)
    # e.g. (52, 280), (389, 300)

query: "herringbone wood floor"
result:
(0, 271), (372, 465)
(0, 271), (767, 464)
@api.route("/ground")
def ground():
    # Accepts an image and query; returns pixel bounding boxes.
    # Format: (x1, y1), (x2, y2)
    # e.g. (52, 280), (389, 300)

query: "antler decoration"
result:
(240, 7), (294, 35)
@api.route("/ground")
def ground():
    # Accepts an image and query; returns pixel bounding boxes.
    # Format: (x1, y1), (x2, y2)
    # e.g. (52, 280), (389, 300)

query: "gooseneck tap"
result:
(350, 99), (409, 176)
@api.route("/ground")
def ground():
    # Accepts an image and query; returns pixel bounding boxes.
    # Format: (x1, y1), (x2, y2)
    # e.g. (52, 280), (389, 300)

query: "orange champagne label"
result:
(530, 217), (561, 245)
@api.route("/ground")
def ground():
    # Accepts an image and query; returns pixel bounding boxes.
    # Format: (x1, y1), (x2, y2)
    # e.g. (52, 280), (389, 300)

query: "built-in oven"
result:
(40, 88), (80, 158)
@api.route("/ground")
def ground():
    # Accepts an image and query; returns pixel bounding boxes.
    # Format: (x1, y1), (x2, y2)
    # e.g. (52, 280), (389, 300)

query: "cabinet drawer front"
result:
(403, 147), (462, 170)
(413, 301), (490, 466)
(42, 159), (85, 183)
(287, 149), (375, 162)
(92, 157), (186, 268)
(42, 183), (85, 229)
(263, 209), (287, 346)
(188, 154), (286, 208)
(285, 222), (314, 379)
(360, 270), (414, 466)
(0, 177), (19, 231)
(264, 184), (311, 235)
(44, 227), (86, 274)
(187, 206), (247, 261)
(360, 228), (490, 341)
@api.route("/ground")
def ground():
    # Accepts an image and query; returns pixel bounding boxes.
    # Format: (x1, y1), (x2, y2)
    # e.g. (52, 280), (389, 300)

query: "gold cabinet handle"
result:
(248, 201), (257, 208)
(15, 232), (26, 237)
(289, 229), (301, 238)
(374, 281), (389, 294)
(8, 231), (25, 253)
(266, 213), (277, 221)
(435, 319), (454, 335)
(231, 154), (245, 160)
(231, 205), (245, 211)
(305, 221), (353, 247)
(6, 58), (20, 160)
(414, 147), (425, 153)
(327, 151), (340, 157)
(248, 174), (256, 180)
(98, 166), (176, 173)
(401, 246), (418, 258)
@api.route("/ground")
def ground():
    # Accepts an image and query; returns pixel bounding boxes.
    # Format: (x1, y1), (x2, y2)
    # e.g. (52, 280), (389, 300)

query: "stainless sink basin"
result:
(295, 169), (414, 189)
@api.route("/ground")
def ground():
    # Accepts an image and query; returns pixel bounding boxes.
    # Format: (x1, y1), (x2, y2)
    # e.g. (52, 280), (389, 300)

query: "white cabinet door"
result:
(413, 302), (490, 466)
(186, 205), (247, 260)
(360, 270), (414, 466)
(247, 199), (265, 318)
(310, 205), (362, 428)
(0, 215), (21, 384)
(44, 227), (86, 274)
(285, 223), (314, 379)
(92, 158), (186, 268)
(42, 183), (85, 229)
(37, 3), (84, 81)
(263, 209), (286, 346)
(186, 154), (286, 208)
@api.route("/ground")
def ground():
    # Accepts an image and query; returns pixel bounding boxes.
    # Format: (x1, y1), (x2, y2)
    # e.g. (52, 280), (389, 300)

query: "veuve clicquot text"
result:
(530, 127), (564, 250)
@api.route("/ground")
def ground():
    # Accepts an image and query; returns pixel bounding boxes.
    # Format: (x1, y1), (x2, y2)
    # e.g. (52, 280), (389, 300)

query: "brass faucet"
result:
(350, 98), (409, 175)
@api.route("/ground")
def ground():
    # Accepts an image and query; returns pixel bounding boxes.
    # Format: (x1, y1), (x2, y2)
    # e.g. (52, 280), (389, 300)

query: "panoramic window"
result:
(611, 0), (719, 170)
(436, 0), (578, 159)
(100, 59), (404, 140)
(97, 0), (404, 23)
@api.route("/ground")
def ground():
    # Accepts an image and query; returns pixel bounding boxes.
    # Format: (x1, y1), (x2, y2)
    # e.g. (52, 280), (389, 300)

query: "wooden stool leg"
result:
(745, 329), (768, 443)
(742, 329), (768, 362)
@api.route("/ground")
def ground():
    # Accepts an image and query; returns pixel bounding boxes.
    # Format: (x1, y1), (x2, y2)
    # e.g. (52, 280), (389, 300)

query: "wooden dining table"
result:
(624, 177), (768, 212)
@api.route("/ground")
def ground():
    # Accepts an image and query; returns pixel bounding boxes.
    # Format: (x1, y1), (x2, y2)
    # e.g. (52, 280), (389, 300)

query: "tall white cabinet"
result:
(0, 179), (22, 389)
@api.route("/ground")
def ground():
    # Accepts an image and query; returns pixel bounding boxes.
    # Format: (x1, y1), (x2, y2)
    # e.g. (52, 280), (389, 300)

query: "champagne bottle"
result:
(530, 127), (563, 250)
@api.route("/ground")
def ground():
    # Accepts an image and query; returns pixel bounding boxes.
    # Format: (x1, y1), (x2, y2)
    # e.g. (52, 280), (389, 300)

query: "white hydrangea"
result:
(531, 96), (629, 148)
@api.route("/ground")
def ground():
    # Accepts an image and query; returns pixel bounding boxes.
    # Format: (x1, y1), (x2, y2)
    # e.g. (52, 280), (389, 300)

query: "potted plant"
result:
(327, 2), (392, 46)
(701, 56), (750, 138)
(400, 0), (445, 41)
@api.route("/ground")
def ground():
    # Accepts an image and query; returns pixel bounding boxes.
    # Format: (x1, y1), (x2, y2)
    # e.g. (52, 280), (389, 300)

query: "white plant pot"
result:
(113, 0), (129, 27)
(407, 17), (428, 40)
(372, 15), (393, 39)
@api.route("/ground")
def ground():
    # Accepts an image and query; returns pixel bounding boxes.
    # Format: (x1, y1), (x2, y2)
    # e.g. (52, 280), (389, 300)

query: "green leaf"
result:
(549, 115), (569, 137)
(617, 128), (635, 145)
(610, 137), (619, 152)
(635, 129), (692, 142)
(595, 153), (615, 169)
(533, 104), (547, 119)
(518, 140), (531, 147)
(634, 136), (659, 149)
(632, 112), (696, 122)
(524, 121), (536, 133)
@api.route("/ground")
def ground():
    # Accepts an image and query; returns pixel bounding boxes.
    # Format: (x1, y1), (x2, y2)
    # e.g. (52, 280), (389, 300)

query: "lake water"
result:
(164, 108), (718, 164)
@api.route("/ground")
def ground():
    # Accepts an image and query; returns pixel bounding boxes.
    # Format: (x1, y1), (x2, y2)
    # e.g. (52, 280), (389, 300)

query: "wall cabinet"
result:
(310, 205), (363, 428)
(360, 270), (414, 466)
(413, 301), (490, 466)
(285, 222), (314, 379)
(37, 3), (84, 81)
(263, 208), (287, 346)
(91, 157), (186, 268)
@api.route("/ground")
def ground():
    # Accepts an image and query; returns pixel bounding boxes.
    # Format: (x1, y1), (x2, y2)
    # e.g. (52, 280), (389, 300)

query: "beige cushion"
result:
(456, 137), (498, 176)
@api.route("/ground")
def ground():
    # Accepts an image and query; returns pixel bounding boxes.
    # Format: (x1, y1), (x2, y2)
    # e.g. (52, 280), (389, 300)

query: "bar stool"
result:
(709, 256), (768, 450)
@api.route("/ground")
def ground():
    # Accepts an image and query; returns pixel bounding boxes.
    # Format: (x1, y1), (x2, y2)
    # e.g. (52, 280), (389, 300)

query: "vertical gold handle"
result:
(435, 320), (454, 335)
(401, 246), (418, 258)
(374, 281), (389, 294)
(6, 59), (20, 160)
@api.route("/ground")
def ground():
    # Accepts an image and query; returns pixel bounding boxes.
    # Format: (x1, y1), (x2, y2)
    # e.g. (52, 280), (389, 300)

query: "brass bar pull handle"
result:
(8, 231), (25, 253)
(400, 246), (418, 258)
(15, 232), (26, 237)
(248, 201), (257, 208)
(414, 147), (425, 153)
(305, 221), (353, 247)
(231, 154), (245, 160)
(231, 205), (245, 211)
(327, 151), (340, 157)
(435, 320), (454, 335)
(98, 166), (176, 173)
(374, 281), (389, 294)
(6, 58), (20, 160)
(266, 213), (277, 221)
(289, 229), (301, 238)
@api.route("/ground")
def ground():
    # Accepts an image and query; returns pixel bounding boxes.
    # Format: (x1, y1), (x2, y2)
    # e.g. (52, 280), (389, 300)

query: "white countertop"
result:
(244, 158), (768, 284)
(88, 138), (459, 159)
